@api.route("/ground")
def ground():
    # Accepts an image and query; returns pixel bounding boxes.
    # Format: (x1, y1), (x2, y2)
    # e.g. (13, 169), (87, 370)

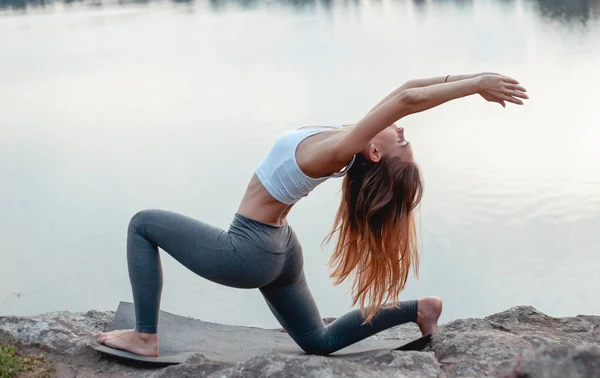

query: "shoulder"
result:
(295, 128), (354, 178)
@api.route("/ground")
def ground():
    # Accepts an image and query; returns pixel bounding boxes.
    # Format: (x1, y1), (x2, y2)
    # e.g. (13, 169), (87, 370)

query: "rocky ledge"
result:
(1, 306), (599, 378)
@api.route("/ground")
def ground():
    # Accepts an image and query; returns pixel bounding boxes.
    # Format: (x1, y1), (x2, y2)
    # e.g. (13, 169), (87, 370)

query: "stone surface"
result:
(432, 306), (600, 377)
(150, 350), (441, 378)
(1, 305), (599, 378)
(501, 345), (600, 378)
(0, 309), (113, 354)
(209, 353), (438, 378)
(148, 354), (233, 378)
(349, 350), (441, 378)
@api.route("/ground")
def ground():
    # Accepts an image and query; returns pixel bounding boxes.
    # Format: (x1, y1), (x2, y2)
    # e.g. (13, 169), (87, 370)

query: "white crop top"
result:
(255, 125), (356, 205)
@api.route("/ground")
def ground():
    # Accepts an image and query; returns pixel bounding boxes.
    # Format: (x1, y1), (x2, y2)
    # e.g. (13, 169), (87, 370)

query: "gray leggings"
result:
(127, 209), (418, 355)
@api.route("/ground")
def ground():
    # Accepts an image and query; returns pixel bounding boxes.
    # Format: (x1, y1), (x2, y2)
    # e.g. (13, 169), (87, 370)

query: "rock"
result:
(0, 309), (113, 355)
(485, 305), (600, 345)
(1, 305), (599, 378)
(432, 317), (532, 376)
(152, 349), (441, 378)
(206, 353), (430, 378)
(501, 344), (600, 378)
(432, 306), (600, 377)
(148, 354), (233, 378)
(350, 350), (441, 377)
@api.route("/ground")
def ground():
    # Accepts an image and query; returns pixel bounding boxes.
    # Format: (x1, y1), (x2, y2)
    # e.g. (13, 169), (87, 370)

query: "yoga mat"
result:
(95, 302), (431, 365)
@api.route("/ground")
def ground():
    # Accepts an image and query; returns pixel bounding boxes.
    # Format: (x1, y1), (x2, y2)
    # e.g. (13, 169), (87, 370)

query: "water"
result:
(1, 0), (599, 329)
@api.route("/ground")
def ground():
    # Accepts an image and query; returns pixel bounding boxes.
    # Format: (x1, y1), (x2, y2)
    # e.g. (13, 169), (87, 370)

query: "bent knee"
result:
(128, 209), (157, 232)
(297, 337), (334, 356)
(300, 344), (333, 356)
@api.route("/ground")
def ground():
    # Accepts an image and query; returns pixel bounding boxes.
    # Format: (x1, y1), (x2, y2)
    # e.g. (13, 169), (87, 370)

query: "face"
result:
(366, 124), (414, 163)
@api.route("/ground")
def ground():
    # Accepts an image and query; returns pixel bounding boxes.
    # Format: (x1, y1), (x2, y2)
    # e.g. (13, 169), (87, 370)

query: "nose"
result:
(396, 126), (405, 139)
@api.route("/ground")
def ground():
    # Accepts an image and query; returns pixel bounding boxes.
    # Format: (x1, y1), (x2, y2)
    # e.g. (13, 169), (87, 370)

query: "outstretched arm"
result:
(333, 74), (527, 163)
(367, 73), (493, 114)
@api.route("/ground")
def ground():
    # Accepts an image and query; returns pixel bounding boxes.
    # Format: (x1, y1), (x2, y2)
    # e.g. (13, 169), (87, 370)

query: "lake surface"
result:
(1, 0), (599, 329)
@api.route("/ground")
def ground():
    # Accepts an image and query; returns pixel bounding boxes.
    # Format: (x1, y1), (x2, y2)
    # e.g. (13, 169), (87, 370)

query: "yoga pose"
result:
(97, 72), (528, 357)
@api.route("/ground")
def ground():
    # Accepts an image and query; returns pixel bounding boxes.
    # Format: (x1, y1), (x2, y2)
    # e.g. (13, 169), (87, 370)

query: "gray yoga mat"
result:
(94, 302), (430, 365)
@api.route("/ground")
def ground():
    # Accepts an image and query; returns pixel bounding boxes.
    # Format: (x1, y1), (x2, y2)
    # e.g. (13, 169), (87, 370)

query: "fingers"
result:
(501, 76), (520, 85)
(507, 89), (529, 99)
(507, 84), (527, 93)
(500, 94), (524, 105)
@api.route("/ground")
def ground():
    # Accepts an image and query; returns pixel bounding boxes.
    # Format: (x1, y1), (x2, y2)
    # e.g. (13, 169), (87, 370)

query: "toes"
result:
(99, 332), (113, 344)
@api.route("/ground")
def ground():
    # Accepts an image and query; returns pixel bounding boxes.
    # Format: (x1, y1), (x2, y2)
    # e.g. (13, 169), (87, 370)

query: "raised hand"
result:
(477, 74), (528, 108)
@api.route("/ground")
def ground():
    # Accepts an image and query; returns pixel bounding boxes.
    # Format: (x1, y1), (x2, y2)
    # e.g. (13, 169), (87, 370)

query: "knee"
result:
(300, 343), (333, 356)
(128, 209), (155, 233)
(296, 334), (333, 356)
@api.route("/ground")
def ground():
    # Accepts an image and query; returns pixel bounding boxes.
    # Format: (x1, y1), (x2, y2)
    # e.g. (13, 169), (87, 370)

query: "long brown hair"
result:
(324, 153), (423, 324)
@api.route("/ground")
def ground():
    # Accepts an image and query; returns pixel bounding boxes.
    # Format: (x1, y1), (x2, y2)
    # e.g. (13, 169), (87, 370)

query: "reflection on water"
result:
(1, 0), (599, 328)
(0, 0), (344, 10)
(533, 0), (600, 24)
(1, 0), (50, 11)
(2, 0), (600, 27)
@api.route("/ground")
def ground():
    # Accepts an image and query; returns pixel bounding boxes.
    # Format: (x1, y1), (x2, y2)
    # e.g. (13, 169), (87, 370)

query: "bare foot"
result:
(417, 296), (443, 336)
(96, 329), (159, 357)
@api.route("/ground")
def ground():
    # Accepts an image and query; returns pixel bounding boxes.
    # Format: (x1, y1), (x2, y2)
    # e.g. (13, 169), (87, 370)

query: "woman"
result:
(97, 72), (528, 357)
